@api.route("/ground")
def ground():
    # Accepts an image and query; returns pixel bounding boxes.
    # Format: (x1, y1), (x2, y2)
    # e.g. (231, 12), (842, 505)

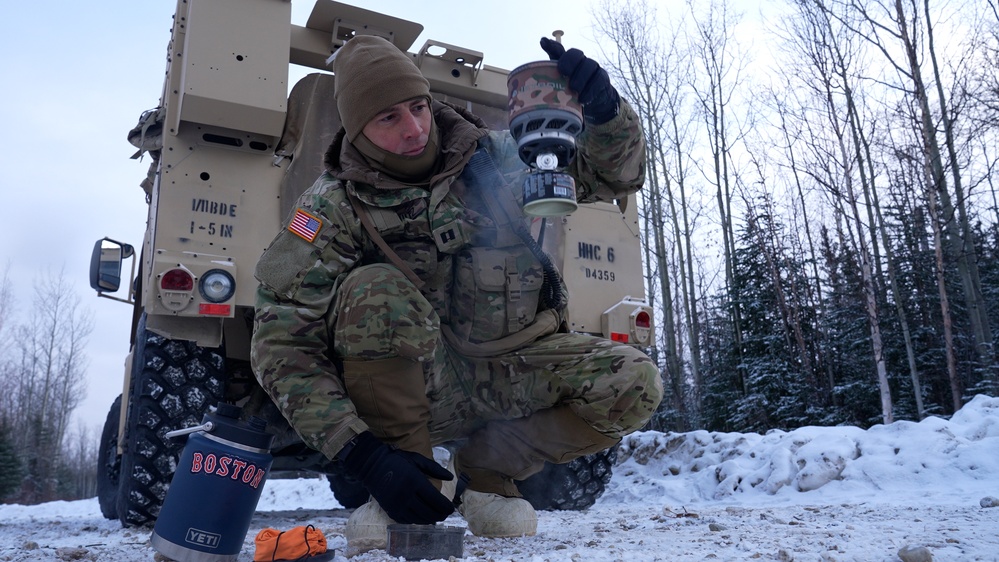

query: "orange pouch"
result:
(254, 524), (327, 561)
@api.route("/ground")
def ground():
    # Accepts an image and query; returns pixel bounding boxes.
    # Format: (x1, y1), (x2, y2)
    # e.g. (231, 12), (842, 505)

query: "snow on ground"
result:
(2, 395), (999, 562)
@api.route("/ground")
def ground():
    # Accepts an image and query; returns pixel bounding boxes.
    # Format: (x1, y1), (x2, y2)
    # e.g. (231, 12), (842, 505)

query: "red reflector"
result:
(161, 269), (194, 291)
(635, 311), (651, 329)
(610, 332), (630, 343)
(199, 303), (231, 316)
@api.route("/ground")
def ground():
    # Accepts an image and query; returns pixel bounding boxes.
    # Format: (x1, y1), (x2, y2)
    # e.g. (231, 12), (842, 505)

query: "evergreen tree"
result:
(702, 210), (821, 432)
(0, 425), (21, 501)
(701, 292), (742, 432)
(817, 226), (882, 426)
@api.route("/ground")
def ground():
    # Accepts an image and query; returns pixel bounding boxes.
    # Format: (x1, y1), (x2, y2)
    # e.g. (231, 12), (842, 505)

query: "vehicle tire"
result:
(517, 447), (617, 511)
(116, 313), (225, 527)
(96, 394), (123, 520)
(326, 466), (368, 509)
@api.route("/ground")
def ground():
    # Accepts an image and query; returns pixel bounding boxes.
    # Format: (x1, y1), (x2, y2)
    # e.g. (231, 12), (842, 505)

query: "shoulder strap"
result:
(345, 188), (425, 290)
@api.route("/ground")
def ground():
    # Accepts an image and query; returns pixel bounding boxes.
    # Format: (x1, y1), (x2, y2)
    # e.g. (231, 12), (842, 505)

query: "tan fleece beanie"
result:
(333, 35), (431, 142)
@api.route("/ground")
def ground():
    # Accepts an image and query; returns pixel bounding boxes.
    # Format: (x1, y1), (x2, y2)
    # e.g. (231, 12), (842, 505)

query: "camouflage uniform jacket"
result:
(251, 99), (646, 461)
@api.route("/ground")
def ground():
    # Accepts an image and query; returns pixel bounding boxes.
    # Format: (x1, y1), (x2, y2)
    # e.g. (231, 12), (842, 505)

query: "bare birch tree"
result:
(833, 0), (995, 406)
(687, 0), (750, 395)
(764, 87), (841, 406)
(774, 0), (895, 422)
(593, 0), (709, 427)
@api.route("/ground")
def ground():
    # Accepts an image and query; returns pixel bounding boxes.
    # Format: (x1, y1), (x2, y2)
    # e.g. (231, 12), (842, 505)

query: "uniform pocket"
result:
(450, 246), (544, 343)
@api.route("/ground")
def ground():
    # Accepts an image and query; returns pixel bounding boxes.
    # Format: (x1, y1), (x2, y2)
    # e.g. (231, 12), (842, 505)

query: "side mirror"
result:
(90, 238), (134, 293)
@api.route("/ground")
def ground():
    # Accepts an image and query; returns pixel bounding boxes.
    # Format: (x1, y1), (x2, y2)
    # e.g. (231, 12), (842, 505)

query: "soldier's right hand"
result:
(340, 431), (455, 524)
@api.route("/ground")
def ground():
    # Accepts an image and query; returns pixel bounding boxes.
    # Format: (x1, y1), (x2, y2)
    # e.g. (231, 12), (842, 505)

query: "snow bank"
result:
(611, 394), (999, 507)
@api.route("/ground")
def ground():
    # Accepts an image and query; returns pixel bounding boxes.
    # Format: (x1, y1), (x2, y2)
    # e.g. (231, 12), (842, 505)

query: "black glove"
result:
(339, 431), (455, 524)
(540, 37), (621, 125)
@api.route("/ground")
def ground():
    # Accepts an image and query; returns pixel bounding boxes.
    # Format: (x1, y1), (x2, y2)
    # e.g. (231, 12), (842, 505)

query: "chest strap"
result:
(345, 188), (425, 290)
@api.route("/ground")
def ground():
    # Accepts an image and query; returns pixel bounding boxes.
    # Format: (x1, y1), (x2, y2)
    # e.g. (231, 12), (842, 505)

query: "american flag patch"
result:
(288, 208), (322, 242)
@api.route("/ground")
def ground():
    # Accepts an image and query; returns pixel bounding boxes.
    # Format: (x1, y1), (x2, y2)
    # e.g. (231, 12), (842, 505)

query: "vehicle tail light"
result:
(635, 311), (651, 329)
(161, 269), (194, 291)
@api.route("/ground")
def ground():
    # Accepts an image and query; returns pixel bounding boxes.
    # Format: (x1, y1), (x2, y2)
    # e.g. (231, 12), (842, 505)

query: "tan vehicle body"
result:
(90, 0), (651, 526)
(102, 0), (650, 362)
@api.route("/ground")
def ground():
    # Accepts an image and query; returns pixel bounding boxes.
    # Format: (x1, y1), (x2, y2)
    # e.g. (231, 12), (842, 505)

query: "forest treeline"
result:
(599, 0), (999, 432)
(0, 268), (97, 504)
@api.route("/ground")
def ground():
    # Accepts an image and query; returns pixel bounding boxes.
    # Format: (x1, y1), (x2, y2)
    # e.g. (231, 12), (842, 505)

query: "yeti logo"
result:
(186, 528), (221, 548)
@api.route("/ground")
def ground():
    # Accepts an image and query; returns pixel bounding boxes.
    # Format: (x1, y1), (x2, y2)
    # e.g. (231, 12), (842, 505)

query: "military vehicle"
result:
(89, 0), (653, 528)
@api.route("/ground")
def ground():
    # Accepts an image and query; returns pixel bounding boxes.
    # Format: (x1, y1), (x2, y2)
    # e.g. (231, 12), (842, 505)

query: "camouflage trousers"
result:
(330, 263), (663, 443)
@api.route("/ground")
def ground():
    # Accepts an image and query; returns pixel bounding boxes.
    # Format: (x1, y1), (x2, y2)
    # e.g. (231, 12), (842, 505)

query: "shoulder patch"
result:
(288, 208), (322, 242)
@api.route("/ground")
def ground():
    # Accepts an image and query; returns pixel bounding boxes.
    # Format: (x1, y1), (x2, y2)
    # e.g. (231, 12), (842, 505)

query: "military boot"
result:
(341, 357), (440, 554)
(455, 406), (619, 537)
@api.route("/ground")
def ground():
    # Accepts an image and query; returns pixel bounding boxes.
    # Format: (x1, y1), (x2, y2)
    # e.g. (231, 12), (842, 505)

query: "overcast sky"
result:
(0, 1), (613, 433)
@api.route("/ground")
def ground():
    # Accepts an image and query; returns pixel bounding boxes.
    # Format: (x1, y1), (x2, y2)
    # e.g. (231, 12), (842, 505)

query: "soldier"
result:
(251, 35), (662, 553)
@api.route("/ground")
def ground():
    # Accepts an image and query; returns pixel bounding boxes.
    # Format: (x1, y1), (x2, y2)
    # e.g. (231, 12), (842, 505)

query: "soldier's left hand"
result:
(539, 37), (620, 125)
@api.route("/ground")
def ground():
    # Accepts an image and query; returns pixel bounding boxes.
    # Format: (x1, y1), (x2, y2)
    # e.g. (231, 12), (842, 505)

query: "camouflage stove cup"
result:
(507, 60), (584, 163)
